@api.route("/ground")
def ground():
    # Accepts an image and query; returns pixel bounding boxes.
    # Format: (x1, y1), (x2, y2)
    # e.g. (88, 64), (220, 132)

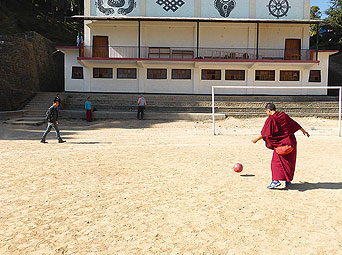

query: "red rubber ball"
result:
(233, 163), (243, 173)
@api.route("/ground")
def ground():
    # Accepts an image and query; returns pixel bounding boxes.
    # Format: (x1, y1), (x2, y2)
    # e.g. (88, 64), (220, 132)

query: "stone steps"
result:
(64, 92), (338, 102)
(62, 92), (340, 118)
(65, 98), (339, 107)
(61, 110), (226, 121)
(16, 92), (58, 125)
(13, 92), (341, 125)
(65, 101), (339, 108)
(63, 104), (340, 114)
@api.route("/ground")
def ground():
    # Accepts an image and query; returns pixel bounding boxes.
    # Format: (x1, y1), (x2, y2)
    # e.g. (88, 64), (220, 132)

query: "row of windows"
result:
(72, 67), (192, 80)
(202, 70), (321, 82)
(72, 67), (322, 82)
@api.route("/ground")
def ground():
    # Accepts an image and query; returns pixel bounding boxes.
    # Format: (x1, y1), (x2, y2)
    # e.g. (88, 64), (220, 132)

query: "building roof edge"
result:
(72, 15), (322, 24)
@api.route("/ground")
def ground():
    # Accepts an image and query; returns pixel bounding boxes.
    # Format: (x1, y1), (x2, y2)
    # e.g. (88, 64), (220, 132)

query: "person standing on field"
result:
(85, 97), (92, 122)
(252, 103), (310, 189)
(137, 95), (147, 120)
(40, 99), (65, 143)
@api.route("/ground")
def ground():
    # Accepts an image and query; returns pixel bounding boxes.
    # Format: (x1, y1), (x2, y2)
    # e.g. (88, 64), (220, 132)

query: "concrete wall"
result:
(199, 23), (250, 48)
(195, 61), (327, 95)
(89, 21), (138, 46)
(64, 56), (331, 95)
(64, 49), (86, 92)
(140, 63), (193, 93)
(259, 24), (310, 50)
(88, 63), (139, 92)
(143, 22), (195, 48)
(88, 22), (310, 51)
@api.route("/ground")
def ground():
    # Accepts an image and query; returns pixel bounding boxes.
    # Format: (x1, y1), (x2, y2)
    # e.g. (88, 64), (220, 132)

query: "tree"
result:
(325, 0), (342, 45)
(310, 6), (322, 36)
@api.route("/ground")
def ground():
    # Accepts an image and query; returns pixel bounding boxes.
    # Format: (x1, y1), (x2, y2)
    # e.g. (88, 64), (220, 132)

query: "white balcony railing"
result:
(79, 46), (313, 61)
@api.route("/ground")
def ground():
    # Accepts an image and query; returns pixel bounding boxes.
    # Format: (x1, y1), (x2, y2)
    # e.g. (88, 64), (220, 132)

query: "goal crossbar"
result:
(211, 86), (342, 137)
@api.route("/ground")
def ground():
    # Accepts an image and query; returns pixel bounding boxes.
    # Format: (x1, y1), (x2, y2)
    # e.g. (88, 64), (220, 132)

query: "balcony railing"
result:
(79, 46), (313, 61)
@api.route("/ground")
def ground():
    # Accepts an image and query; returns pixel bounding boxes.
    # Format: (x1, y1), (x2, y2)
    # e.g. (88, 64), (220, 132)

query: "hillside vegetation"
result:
(0, 0), (82, 45)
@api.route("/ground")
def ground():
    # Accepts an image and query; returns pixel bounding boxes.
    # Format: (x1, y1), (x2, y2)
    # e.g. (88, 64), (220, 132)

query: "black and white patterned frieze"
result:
(96, 0), (136, 15)
(267, 0), (291, 19)
(214, 0), (236, 18)
(156, 0), (185, 12)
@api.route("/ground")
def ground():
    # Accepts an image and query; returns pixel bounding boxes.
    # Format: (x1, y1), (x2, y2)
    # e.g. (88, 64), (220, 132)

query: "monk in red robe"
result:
(252, 103), (310, 189)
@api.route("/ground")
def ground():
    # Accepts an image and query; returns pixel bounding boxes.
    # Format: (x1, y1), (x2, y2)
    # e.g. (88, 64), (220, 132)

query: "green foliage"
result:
(0, 0), (83, 45)
(325, 0), (342, 45)
(311, 6), (322, 19)
(309, 1), (342, 50)
(310, 6), (321, 36)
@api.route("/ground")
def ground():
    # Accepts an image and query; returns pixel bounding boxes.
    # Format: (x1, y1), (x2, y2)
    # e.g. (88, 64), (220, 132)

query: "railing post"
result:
(256, 22), (259, 60)
(138, 20), (141, 58)
(212, 86), (215, 135)
(196, 21), (199, 58)
(339, 87), (341, 137)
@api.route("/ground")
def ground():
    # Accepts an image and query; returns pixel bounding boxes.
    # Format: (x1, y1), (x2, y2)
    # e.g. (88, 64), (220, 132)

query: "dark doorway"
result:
(328, 52), (342, 96)
(92, 36), (109, 58)
(285, 39), (301, 60)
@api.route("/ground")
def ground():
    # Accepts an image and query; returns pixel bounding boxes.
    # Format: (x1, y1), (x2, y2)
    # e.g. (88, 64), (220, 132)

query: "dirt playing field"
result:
(0, 117), (342, 254)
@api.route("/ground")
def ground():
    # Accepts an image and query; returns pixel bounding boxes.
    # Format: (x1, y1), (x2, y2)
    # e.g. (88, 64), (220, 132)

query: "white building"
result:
(58, 0), (338, 95)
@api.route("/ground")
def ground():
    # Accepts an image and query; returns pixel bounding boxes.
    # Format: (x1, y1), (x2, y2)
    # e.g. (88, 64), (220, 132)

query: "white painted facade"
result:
(59, 0), (337, 95)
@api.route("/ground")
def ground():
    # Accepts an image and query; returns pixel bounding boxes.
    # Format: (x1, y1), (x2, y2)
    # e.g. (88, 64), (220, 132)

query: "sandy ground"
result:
(0, 117), (342, 255)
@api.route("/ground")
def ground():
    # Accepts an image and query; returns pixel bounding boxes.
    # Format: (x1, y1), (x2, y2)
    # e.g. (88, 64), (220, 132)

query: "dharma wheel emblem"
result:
(267, 0), (291, 19)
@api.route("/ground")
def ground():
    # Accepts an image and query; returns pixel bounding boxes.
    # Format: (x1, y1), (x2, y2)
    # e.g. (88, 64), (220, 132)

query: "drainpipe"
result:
(138, 20), (141, 58)
(316, 23), (320, 61)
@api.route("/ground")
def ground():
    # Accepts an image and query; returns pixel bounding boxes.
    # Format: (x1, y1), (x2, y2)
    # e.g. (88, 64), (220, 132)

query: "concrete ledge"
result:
(0, 110), (27, 120)
(5, 119), (45, 126)
(5, 117), (46, 126)
(60, 110), (226, 121)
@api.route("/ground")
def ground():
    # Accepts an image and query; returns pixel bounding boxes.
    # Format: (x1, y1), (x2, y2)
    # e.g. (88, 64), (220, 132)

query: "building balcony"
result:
(78, 46), (315, 62)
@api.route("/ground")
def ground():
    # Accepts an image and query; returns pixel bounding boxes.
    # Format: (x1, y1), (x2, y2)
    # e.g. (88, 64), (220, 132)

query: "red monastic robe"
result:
(86, 109), (92, 122)
(261, 112), (302, 182)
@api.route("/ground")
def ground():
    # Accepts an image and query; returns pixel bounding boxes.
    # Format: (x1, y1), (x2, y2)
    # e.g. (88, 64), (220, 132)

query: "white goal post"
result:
(211, 86), (342, 137)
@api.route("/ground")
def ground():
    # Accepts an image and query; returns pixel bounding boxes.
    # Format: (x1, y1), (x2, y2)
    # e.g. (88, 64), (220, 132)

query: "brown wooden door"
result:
(93, 36), (109, 58)
(285, 39), (301, 60)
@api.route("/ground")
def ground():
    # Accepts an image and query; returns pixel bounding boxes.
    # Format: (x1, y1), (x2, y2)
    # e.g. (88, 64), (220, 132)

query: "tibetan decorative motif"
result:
(214, 0), (236, 18)
(267, 0), (291, 19)
(96, 0), (136, 15)
(156, 0), (185, 12)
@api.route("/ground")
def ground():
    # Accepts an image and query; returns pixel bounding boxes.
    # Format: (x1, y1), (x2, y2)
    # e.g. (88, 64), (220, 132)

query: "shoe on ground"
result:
(267, 180), (281, 189)
(58, 139), (66, 143)
(40, 140), (48, 143)
(285, 181), (292, 187)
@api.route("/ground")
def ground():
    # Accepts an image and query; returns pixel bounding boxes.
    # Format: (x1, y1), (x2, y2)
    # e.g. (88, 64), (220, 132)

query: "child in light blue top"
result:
(85, 99), (92, 110)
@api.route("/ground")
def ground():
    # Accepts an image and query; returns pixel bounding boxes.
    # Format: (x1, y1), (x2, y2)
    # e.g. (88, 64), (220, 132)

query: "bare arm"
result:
(300, 128), (310, 137)
(252, 135), (263, 144)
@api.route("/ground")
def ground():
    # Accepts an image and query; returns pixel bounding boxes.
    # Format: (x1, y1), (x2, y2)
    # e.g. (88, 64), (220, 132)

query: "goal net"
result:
(211, 86), (342, 137)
